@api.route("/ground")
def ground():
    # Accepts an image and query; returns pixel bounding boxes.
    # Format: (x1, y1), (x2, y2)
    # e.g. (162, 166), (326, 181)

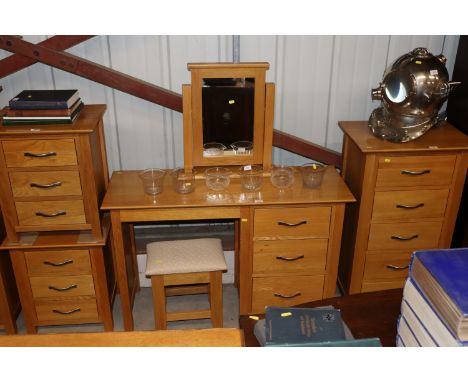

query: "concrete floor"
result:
(9, 284), (240, 334)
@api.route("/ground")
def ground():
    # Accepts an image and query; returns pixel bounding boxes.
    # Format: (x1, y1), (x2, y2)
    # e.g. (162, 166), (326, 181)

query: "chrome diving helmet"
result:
(369, 47), (460, 142)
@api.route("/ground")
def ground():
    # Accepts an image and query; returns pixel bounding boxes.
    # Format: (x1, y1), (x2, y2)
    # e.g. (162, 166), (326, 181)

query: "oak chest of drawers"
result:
(0, 105), (109, 242)
(338, 121), (468, 294)
(2, 218), (115, 333)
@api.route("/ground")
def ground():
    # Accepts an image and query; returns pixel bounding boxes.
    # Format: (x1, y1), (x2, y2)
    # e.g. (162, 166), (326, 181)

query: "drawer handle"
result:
(396, 203), (425, 209)
(24, 151), (57, 158)
(35, 211), (66, 218)
(274, 292), (302, 299)
(52, 308), (81, 315)
(276, 255), (305, 262)
(48, 284), (77, 292)
(391, 234), (419, 241)
(43, 259), (74, 267)
(385, 264), (409, 271)
(30, 181), (62, 189)
(400, 169), (431, 176)
(277, 220), (307, 227)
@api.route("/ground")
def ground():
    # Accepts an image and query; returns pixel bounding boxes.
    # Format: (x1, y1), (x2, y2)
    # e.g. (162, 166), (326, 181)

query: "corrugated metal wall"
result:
(0, 35), (460, 174)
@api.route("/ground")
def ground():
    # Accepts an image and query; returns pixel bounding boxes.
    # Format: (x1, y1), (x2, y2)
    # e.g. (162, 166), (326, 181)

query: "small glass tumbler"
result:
(171, 168), (195, 194)
(205, 167), (231, 191)
(300, 163), (327, 188)
(139, 168), (166, 195)
(270, 165), (295, 190)
(239, 164), (263, 190)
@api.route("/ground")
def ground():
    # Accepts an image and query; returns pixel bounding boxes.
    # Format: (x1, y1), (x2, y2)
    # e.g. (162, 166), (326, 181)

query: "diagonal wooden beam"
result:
(0, 35), (183, 111)
(0, 35), (95, 79)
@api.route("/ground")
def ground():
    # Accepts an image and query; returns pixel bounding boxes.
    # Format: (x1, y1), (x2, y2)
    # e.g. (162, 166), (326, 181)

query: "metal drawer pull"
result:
(35, 211), (66, 218)
(48, 284), (77, 292)
(276, 255), (305, 261)
(30, 181), (62, 189)
(24, 151), (57, 158)
(277, 220), (307, 227)
(385, 264), (409, 271)
(52, 308), (81, 315)
(274, 292), (302, 299)
(43, 259), (73, 267)
(391, 234), (419, 241)
(400, 169), (431, 176)
(396, 203), (425, 209)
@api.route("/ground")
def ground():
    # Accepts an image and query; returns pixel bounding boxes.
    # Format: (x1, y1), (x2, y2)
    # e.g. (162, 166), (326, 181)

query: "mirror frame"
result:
(183, 63), (274, 172)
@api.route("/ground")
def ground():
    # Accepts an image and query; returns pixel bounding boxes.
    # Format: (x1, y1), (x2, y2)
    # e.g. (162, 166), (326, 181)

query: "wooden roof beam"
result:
(0, 35), (182, 111)
(0, 35), (95, 79)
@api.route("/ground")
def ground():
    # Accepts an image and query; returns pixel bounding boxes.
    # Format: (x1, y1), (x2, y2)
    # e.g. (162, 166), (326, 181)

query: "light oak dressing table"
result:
(101, 63), (355, 331)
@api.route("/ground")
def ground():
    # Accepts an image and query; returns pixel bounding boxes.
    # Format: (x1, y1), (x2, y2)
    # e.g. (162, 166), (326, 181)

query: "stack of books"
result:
(397, 248), (468, 347)
(254, 306), (381, 346)
(2, 89), (83, 125)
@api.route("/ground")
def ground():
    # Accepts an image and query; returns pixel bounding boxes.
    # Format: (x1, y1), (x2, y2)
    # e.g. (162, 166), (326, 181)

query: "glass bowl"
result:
(300, 162), (327, 188)
(239, 164), (263, 190)
(203, 142), (227, 157)
(139, 168), (166, 195)
(270, 166), (295, 190)
(205, 167), (231, 191)
(230, 140), (253, 155)
(171, 168), (195, 194)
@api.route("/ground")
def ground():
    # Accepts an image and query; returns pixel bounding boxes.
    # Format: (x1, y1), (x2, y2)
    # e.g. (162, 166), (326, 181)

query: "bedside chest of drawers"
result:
(1, 217), (115, 333)
(0, 105), (109, 243)
(339, 121), (468, 294)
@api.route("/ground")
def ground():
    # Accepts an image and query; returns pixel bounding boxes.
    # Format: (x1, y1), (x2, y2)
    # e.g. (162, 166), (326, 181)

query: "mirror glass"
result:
(202, 77), (255, 157)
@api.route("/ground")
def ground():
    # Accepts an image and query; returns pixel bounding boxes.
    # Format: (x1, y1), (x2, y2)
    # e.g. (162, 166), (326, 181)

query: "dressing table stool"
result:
(145, 238), (227, 330)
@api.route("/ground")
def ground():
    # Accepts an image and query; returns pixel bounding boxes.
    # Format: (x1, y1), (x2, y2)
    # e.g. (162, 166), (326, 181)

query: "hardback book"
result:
(263, 306), (346, 346)
(396, 315), (420, 347)
(400, 279), (468, 346)
(2, 102), (83, 126)
(8, 89), (80, 110)
(410, 248), (468, 341)
(5, 99), (83, 117)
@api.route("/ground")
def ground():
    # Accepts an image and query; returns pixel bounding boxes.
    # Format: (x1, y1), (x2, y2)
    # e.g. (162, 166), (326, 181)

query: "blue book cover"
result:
(264, 306), (346, 346)
(410, 248), (468, 341)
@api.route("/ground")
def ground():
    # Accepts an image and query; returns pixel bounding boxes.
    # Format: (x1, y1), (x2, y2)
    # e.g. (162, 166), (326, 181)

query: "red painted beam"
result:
(272, 130), (342, 168)
(0, 35), (183, 112)
(0, 35), (95, 79)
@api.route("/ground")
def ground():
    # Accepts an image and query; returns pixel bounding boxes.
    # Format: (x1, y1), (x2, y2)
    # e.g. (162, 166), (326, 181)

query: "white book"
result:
(397, 315), (420, 347)
(401, 300), (437, 346)
(403, 279), (467, 347)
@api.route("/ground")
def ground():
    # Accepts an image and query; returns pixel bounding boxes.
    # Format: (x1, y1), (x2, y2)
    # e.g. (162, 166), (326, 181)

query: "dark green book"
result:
(2, 102), (83, 126)
(264, 306), (346, 346)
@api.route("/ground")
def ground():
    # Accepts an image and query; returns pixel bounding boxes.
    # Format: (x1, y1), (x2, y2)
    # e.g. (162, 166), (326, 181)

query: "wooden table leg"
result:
(110, 210), (134, 331)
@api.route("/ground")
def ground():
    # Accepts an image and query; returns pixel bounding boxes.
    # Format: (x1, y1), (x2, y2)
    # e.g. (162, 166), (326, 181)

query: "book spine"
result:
(2, 119), (73, 126)
(8, 101), (71, 110)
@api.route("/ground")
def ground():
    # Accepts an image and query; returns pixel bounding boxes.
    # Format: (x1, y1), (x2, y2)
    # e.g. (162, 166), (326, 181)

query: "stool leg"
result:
(151, 275), (167, 330)
(209, 271), (223, 328)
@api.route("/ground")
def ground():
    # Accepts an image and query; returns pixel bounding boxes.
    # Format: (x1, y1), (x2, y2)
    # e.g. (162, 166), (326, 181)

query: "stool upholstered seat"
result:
(145, 238), (226, 330)
(145, 238), (227, 275)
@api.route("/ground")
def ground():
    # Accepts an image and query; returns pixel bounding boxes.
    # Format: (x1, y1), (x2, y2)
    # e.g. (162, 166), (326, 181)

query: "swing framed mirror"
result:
(183, 62), (275, 173)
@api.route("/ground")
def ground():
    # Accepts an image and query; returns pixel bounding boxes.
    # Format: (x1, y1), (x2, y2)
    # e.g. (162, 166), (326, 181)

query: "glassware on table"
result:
(171, 168), (195, 194)
(205, 167), (231, 191)
(270, 165), (295, 191)
(139, 168), (166, 195)
(300, 162), (327, 188)
(239, 164), (263, 191)
(203, 142), (227, 157)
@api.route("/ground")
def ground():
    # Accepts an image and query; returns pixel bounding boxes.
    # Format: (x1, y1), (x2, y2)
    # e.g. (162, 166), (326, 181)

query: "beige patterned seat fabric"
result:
(145, 238), (227, 276)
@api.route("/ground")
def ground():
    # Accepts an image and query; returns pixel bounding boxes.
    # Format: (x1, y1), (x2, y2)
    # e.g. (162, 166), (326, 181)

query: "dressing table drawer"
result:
(363, 251), (411, 282)
(252, 239), (327, 276)
(251, 275), (324, 312)
(254, 206), (331, 238)
(15, 200), (86, 226)
(2, 139), (78, 167)
(34, 298), (99, 323)
(9, 171), (82, 197)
